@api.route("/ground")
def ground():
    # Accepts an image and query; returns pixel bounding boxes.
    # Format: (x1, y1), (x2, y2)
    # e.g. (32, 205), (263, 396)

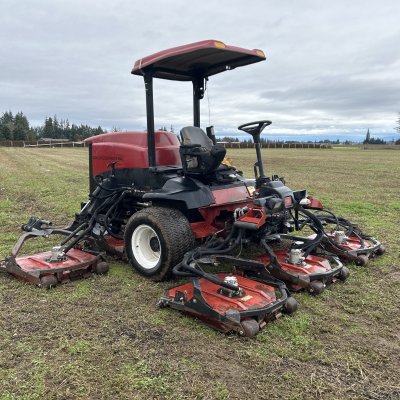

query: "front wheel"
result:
(124, 207), (195, 281)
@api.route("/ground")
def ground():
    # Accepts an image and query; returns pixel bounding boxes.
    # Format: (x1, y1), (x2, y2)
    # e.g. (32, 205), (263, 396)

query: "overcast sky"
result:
(1, 0), (399, 136)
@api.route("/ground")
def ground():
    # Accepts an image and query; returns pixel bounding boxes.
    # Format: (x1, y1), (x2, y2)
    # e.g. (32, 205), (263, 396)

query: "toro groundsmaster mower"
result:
(0, 40), (383, 336)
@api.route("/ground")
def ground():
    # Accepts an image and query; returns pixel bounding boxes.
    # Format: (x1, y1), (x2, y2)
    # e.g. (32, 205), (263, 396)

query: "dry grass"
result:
(0, 146), (399, 400)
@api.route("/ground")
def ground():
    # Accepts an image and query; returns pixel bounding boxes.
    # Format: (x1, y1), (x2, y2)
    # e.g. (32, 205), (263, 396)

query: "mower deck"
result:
(1, 248), (106, 288)
(307, 232), (383, 266)
(159, 273), (297, 336)
(0, 225), (109, 288)
(324, 232), (383, 264)
(256, 249), (347, 294)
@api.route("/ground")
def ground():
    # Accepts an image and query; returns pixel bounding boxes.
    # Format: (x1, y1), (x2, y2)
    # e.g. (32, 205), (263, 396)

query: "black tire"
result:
(124, 207), (195, 281)
(40, 274), (58, 289)
(355, 254), (369, 266)
(283, 297), (298, 315)
(376, 245), (386, 256)
(240, 319), (260, 337)
(338, 266), (350, 282)
(94, 261), (109, 275)
(308, 280), (325, 295)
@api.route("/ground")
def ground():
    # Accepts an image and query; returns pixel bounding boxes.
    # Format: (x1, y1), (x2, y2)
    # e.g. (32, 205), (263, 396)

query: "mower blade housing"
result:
(257, 249), (346, 293)
(159, 273), (296, 336)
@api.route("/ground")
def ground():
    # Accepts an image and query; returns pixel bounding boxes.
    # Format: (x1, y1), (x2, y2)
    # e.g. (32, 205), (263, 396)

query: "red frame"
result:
(190, 186), (252, 239)
(85, 130), (181, 176)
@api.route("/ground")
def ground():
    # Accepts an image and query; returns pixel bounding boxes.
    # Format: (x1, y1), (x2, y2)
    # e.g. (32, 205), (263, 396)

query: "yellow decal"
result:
(256, 50), (266, 58)
(214, 41), (226, 49)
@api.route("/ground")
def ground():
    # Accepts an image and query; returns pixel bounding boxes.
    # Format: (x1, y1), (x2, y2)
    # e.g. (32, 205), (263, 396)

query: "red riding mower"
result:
(0, 40), (383, 336)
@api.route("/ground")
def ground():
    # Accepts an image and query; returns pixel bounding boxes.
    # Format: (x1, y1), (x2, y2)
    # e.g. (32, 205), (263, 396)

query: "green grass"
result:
(0, 146), (399, 400)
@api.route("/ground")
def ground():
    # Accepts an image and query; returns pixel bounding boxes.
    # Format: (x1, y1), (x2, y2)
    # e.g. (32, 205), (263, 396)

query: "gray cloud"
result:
(0, 0), (399, 136)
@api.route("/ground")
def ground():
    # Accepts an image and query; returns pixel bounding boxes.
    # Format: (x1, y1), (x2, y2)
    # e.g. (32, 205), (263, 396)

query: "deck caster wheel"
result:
(239, 319), (260, 337)
(355, 255), (369, 266)
(95, 261), (109, 275)
(338, 266), (350, 282)
(40, 275), (58, 289)
(283, 297), (298, 315)
(308, 280), (325, 295)
(376, 245), (386, 256)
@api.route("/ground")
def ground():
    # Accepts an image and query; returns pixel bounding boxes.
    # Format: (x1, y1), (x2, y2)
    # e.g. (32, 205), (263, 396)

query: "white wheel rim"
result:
(131, 224), (161, 270)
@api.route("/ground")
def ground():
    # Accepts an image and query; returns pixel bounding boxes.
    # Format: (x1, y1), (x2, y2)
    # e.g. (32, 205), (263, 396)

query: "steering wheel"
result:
(237, 120), (272, 138)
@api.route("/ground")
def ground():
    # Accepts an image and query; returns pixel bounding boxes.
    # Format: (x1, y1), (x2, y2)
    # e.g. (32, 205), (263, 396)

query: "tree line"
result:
(2, 110), (399, 144)
(220, 136), (354, 145)
(363, 128), (400, 145)
(0, 111), (105, 142)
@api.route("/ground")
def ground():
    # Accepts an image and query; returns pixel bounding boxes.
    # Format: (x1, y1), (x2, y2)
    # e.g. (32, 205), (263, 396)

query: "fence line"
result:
(12, 141), (399, 150)
(218, 142), (332, 149)
(0, 140), (86, 148)
(24, 141), (86, 148)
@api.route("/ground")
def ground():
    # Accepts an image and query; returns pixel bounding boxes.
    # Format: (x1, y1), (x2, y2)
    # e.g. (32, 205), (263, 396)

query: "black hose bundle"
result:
(60, 174), (133, 254)
(173, 228), (244, 291)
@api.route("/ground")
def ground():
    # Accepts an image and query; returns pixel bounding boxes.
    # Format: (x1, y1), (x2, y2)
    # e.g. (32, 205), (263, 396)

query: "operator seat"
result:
(179, 126), (226, 175)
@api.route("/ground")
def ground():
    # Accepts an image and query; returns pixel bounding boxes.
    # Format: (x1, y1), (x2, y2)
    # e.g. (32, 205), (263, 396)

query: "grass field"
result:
(0, 147), (399, 400)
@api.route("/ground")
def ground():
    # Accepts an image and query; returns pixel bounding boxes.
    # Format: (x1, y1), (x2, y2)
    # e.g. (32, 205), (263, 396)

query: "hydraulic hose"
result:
(61, 190), (121, 253)
(102, 190), (129, 240)
(173, 229), (244, 291)
(292, 207), (325, 257)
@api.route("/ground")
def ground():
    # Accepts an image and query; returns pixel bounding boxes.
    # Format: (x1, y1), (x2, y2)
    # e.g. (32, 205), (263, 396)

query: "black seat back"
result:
(180, 126), (213, 149)
(179, 126), (226, 175)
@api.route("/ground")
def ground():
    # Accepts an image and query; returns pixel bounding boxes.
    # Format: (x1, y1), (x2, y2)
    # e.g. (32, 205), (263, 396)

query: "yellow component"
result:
(247, 186), (256, 196)
(221, 157), (233, 167)
(214, 41), (226, 49)
(256, 50), (266, 58)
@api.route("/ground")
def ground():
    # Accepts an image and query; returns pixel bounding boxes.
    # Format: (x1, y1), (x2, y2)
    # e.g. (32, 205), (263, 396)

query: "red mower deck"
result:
(256, 249), (348, 295)
(0, 226), (108, 288)
(159, 272), (297, 336)
(323, 232), (383, 266)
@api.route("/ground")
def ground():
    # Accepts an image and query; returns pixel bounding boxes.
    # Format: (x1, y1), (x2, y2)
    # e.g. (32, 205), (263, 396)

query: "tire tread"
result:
(124, 206), (195, 281)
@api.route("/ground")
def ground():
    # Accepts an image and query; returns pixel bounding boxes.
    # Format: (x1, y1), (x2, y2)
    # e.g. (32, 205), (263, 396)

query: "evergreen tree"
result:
(26, 127), (37, 141)
(0, 111), (15, 140)
(368, 137), (386, 145)
(31, 125), (43, 138)
(70, 124), (79, 141)
(13, 112), (30, 140)
(364, 128), (371, 144)
(95, 126), (104, 136)
(43, 117), (54, 138)
(53, 115), (60, 138)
